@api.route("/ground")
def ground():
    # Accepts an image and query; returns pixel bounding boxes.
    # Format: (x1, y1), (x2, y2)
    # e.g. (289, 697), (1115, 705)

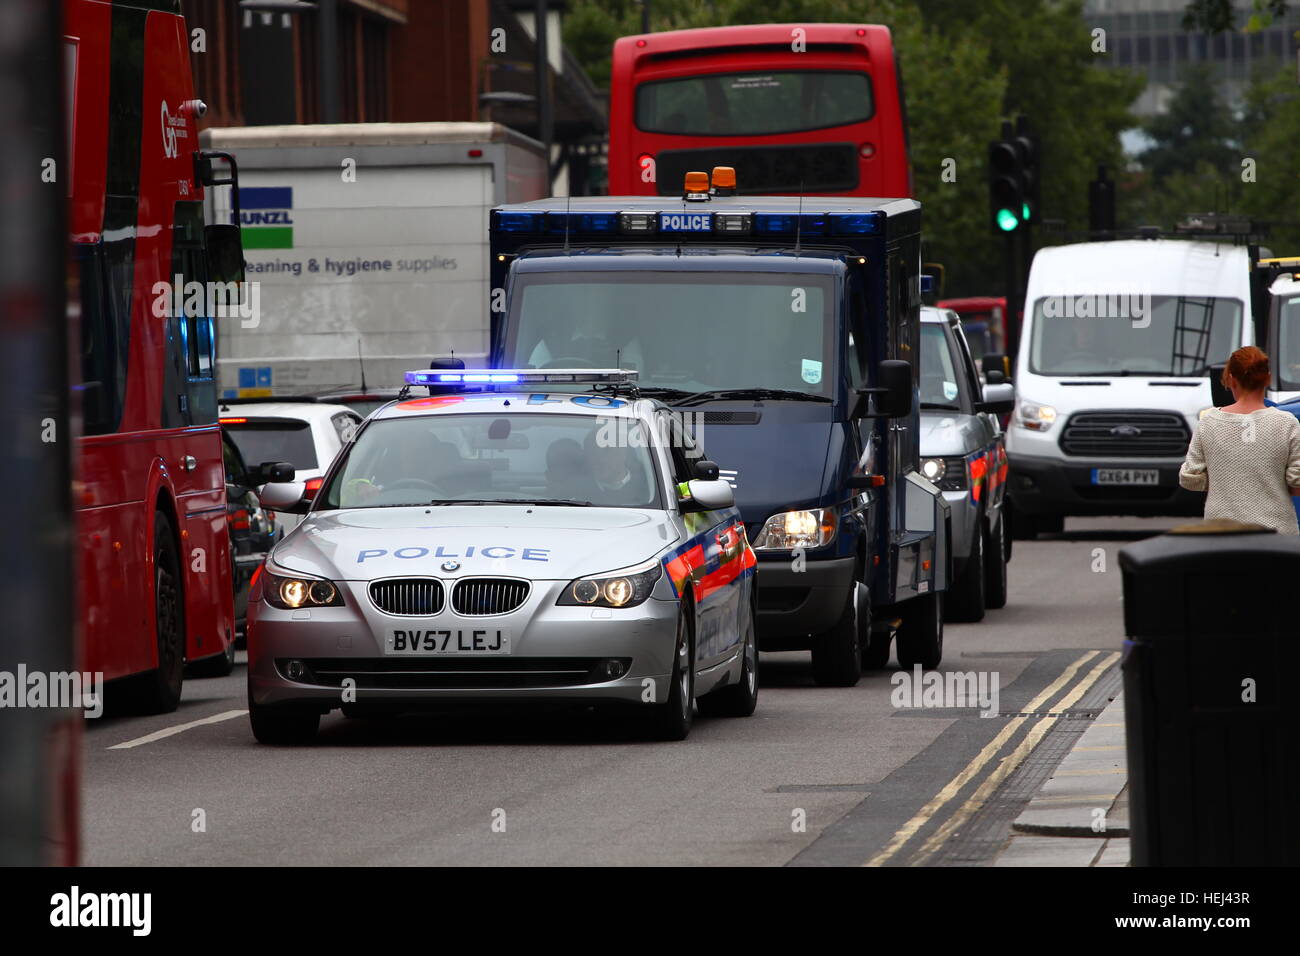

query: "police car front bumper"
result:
(247, 579), (680, 708)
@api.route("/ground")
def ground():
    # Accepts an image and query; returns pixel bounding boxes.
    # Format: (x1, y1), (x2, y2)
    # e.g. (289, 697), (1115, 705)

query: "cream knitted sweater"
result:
(1179, 407), (1300, 534)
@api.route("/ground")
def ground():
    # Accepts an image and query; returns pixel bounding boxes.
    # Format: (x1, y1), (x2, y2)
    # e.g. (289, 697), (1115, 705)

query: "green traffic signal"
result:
(996, 208), (1020, 232)
(1023, 202), (1031, 221)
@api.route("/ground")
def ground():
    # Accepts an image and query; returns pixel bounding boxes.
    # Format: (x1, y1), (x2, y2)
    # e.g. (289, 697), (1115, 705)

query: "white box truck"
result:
(199, 122), (548, 397)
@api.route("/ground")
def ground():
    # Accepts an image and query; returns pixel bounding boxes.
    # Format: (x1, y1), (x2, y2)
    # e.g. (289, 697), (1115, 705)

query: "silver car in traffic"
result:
(247, 373), (759, 744)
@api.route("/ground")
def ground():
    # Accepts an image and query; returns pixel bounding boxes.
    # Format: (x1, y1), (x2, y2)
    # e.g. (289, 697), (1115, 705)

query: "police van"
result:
(486, 169), (951, 685)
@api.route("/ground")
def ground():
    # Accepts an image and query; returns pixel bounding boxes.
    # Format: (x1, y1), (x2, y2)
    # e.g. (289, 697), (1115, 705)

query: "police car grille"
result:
(451, 578), (530, 615)
(369, 579), (445, 616)
(1058, 410), (1191, 458)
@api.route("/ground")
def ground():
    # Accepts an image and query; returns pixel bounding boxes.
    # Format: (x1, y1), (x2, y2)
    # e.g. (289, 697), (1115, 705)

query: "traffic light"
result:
(1014, 115), (1040, 225)
(1089, 164), (1116, 236)
(988, 133), (1024, 234)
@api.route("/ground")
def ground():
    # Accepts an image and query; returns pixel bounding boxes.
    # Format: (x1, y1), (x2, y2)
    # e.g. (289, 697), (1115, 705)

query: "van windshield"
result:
(1029, 295), (1242, 376)
(502, 271), (836, 398)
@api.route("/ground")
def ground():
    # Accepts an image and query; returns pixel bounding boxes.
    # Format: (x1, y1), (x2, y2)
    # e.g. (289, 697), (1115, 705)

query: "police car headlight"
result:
(560, 559), (662, 609)
(752, 508), (836, 550)
(1013, 398), (1058, 432)
(265, 571), (345, 610)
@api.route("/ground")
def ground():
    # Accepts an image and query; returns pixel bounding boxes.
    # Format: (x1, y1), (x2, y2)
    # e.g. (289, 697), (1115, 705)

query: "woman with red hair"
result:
(1179, 346), (1300, 533)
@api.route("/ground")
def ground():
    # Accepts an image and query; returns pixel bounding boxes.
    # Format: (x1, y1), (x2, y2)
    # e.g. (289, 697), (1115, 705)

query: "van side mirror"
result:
(1209, 363), (1232, 407)
(853, 359), (913, 419)
(693, 459), (720, 481)
(205, 223), (245, 286)
(985, 368), (1006, 385)
(255, 461), (296, 484)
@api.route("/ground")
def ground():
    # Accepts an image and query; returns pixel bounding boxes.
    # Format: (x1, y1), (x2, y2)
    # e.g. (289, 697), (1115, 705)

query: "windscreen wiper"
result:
(427, 498), (592, 507)
(920, 401), (960, 410)
(673, 387), (833, 407)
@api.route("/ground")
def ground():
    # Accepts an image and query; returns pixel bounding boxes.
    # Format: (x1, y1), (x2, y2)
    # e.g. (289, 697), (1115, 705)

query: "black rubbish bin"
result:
(1119, 521), (1300, 866)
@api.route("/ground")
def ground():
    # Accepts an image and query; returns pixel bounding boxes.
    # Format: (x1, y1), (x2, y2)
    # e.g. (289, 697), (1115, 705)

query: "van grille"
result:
(1058, 410), (1191, 458)
(369, 579), (445, 616)
(451, 578), (530, 616)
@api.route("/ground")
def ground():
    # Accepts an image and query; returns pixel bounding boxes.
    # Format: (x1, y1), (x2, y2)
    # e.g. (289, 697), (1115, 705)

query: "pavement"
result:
(994, 692), (1130, 866)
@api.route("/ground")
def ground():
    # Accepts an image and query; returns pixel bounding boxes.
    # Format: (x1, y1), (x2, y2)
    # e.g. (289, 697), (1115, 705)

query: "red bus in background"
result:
(937, 296), (1011, 370)
(67, 0), (243, 713)
(608, 23), (911, 198)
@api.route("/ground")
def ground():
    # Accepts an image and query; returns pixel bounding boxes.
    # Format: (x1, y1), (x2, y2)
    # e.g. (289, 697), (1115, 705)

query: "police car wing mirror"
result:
(985, 368), (1007, 385)
(981, 353), (1009, 382)
(853, 359), (913, 419)
(693, 459), (720, 481)
(977, 382), (1015, 415)
(683, 478), (734, 512)
(256, 460), (296, 484)
(1209, 363), (1232, 407)
(258, 480), (309, 514)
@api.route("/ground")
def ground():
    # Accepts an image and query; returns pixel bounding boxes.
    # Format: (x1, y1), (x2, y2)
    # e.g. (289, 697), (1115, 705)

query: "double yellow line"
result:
(864, 650), (1120, 867)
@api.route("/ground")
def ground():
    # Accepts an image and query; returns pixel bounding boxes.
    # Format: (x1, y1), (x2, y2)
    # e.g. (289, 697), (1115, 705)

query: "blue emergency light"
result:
(404, 368), (640, 387)
(493, 209), (880, 239)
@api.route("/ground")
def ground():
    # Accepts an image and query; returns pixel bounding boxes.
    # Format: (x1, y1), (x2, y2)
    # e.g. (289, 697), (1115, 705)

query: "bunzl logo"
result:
(240, 186), (295, 249)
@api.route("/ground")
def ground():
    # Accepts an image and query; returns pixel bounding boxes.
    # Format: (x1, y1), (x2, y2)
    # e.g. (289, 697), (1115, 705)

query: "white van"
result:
(1256, 258), (1300, 404)
(1006, 240), (1252, 537)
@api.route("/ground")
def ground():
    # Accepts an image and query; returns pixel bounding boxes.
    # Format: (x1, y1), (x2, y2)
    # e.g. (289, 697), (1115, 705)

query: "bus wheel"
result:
(896, 591), (944, 670)
(135, 512), (185, 713)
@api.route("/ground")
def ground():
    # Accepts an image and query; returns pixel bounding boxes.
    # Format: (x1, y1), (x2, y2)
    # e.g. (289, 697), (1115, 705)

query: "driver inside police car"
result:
(581, 429), (651, 505)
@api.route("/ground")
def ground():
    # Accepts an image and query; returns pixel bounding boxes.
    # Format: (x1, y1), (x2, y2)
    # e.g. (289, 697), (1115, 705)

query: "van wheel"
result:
(249, 701), (320, 744)
(190, 638), (236, 677)
(984, 518), (1009, 610)
(946, 525), (986, 622)
(897, 591), (944, 670)
(811, 585), (863, 687)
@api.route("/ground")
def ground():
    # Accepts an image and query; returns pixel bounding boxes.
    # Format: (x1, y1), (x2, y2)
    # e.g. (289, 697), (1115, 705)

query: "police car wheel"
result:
(811, 587), (862, 687)
(947, 523), (986, 623)
(697, 593), (758, 718)
(249, 701), (320, 745)
(984, 519), (1009, 610)
(1010, 505), (1039, 540)
(896, 591), (944, 670)
(646, 608), (694, 741)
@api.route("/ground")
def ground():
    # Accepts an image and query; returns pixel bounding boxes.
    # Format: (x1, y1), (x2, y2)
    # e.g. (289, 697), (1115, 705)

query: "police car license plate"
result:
(385, 628), (511, 655)
(658, 212), (711, 233)
(1090, 468), (1159, 486)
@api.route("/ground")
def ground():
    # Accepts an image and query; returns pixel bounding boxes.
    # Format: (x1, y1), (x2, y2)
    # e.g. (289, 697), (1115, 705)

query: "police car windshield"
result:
(318, 413), (662, 510)
(504, 271), (835, 398)
(1029, 295), (1242, 376)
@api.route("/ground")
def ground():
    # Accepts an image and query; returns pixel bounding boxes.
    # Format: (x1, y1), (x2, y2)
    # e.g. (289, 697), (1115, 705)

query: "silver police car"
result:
(247, 370), (758, 744)
(917, 308), (1016, 624)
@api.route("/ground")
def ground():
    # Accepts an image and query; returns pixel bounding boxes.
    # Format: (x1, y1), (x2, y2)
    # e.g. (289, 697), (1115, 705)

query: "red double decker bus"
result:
(67, 0), (243, 714)
(608, 23), (911, 199)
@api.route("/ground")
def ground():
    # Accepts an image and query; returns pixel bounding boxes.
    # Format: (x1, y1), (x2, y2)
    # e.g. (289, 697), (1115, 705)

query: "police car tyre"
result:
(984, 519), (1009, 610)
(249, 701), (320, 744)
(698, 589), (758, 718)
(896, 591), (943, 670)
(1001, 502), (1014, 562)
(133, 512), (185, 714)
(811, 586), (862, 687)
(946, 524), (986, 623)
(1010, 506), (1040, 540)
(646, 607), (694, 741)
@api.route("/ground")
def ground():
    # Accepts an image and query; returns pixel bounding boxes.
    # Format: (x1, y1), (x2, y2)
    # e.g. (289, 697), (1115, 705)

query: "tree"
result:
(1137, 64), (1239, 182)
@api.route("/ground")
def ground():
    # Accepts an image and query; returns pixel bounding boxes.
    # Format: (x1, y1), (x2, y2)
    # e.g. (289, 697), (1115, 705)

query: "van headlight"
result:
(265, 571), (345, 609)
(1013, 398), (1058, 432)
(752, 508), (837, 550)
(559, 559), (662, 608)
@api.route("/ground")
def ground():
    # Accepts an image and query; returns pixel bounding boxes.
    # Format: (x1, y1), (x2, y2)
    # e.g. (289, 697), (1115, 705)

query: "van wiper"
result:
(673, 387), (832, 407)
(920, 401), (960, 410)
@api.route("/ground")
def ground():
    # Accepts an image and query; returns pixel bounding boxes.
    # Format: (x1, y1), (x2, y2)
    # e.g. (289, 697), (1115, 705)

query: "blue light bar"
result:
(829, 213), (880, 235)
(546, 212), (619, 235)
(404, 368), (639, 387)
(494, 211), (544, 233)
(753, 213), (828, 236)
